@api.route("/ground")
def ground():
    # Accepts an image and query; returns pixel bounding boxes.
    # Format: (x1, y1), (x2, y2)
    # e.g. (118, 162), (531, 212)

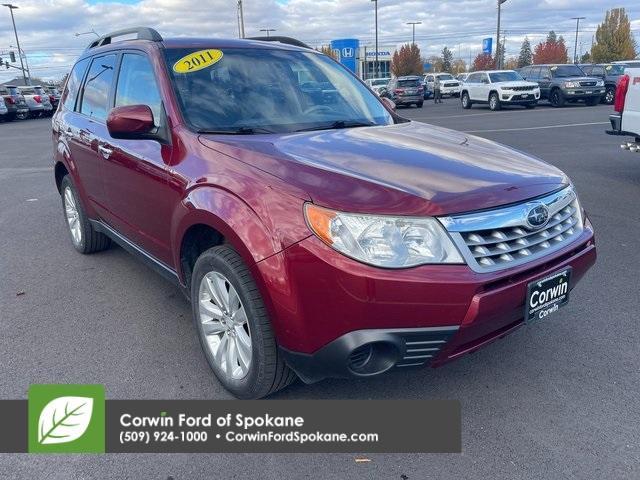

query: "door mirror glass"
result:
(107, 105), (155, 140)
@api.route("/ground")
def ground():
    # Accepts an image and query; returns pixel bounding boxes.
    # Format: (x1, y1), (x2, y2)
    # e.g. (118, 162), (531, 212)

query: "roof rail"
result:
(86, 27), (162, 50)
(246, 36), (311, 50)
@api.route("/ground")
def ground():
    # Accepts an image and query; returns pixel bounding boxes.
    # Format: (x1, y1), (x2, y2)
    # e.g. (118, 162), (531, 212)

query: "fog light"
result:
(502, 94), (509, 100)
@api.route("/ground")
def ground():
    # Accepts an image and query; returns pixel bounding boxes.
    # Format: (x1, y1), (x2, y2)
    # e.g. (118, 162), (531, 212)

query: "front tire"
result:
(191, 245), (296, 399)
(549, 89), (565, 107)
(461, 92), (472, 109)
(603, 86), (615, 105)
(60, 176), (111, 254)
(489, 92), (501, 111)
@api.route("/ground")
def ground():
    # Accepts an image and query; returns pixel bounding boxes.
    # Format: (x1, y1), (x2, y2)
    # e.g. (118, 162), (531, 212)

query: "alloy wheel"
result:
(64, 186), (82, 246)
(198, 271), (252, 380)
(604, 88), (614, 104)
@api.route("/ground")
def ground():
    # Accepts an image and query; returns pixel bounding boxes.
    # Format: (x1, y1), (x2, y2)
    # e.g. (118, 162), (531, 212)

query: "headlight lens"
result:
(596, 80), (604, 87)
(304, 204), (464, 268)
(564, 81), (579, 88)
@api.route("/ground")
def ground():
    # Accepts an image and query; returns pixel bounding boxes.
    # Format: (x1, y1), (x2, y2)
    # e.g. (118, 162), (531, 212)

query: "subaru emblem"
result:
(526, 204), (550, 229)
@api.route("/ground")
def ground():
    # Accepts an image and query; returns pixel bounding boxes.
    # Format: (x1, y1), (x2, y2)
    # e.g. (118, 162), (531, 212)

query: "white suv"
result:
(461, 70), (540, 110)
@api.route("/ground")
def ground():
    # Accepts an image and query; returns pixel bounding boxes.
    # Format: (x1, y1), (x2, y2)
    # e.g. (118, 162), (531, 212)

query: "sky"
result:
(0, 0), (638, 83)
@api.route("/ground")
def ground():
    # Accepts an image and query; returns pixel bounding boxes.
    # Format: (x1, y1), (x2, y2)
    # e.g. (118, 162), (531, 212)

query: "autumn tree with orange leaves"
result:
(533, 31), (568, 64)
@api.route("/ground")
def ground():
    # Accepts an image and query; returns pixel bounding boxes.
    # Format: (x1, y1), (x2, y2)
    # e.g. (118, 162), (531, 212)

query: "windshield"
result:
(550, 65), (585, 78)
(605, 65), (625, 75)
(437, 74), (454, 80)
(164, 47), (394, 133)
(397, 79), (421, 87)
(489, 71), (523, 82)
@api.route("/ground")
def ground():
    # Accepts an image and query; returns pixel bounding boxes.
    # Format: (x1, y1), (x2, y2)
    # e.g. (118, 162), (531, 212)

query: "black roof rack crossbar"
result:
(86, 27), (163, 50)
(246, 36), (311, 49)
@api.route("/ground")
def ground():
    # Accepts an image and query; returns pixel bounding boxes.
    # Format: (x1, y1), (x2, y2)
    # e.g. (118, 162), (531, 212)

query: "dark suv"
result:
(580, 63), (625, 104)
(53, 28), (596, 398)
(0, 85), (29, 120)
(520, 64), (603, 107)
(381, 76), (424, 108)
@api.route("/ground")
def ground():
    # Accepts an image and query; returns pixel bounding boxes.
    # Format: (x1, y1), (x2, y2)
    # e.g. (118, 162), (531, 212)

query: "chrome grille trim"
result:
(439, 186), (583, 273)
(511, 85), (536, 91)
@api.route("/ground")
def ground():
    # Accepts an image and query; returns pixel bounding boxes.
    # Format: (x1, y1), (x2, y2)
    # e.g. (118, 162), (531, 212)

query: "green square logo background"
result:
(28, 384), (105, 453)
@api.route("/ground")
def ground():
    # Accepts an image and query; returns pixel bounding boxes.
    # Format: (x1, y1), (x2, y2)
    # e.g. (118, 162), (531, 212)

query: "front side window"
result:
(115, 53), (162, 127)
(62, 58), (89, 111)
(164, 47), (393, 133)
(80, 54), (117, 121)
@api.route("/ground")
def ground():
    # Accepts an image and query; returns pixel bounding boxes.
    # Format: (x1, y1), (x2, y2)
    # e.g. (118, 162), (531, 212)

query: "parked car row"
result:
(0, 85), (60, 122)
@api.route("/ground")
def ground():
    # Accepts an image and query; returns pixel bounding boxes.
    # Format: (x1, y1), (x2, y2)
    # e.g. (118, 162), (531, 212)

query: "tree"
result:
(441, 46), (453, 72)
(318, 45), (338, 60)
(424, 55), (443, 72)
(472, 53), (495, 71)
(591, 8), (637, 62)
(580, 52), (591, 63)
(391, 43), (423, 77)
(518, 37), (533, 67)
(504, 57), (519, 70)
(533, 31), (568, 64)
(451, 59), (467, 75)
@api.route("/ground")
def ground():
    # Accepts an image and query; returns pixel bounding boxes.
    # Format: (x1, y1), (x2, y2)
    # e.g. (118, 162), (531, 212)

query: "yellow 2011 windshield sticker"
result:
(173, 49), (223, 73)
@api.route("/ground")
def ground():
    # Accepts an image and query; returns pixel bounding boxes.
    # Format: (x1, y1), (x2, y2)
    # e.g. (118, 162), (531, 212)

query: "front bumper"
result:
(501, 91), (540, 103)
(563, 88), (603, 99)
(441, 86), (461, 95)
(256, 224), (596, 383)
(394, 95), (422, 104)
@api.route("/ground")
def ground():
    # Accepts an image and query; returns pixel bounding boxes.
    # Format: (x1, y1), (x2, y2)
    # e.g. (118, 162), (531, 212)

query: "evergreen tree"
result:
(518, 37), (533, 68)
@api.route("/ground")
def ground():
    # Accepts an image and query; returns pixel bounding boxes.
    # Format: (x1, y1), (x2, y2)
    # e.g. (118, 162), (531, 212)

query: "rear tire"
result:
(461, 92), (472, 109)
(549, 89), (565, 107)
(60, 175), (111, 254)
(191, 245), (296, 399)
(489, 92), (501, 111)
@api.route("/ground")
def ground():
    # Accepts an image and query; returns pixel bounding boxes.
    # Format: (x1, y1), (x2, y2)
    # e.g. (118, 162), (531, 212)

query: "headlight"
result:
(596, 80), (604, 87)
(304, 204), (464, 268)
(500, 87), (512, 91)
(564, 81), (579, 88)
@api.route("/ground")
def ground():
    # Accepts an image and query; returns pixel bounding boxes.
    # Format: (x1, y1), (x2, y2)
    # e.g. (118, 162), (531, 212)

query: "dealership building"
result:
(330, 38), (395, 80)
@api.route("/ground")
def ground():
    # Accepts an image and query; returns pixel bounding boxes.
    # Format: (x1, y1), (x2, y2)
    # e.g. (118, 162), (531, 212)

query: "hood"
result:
(199, 121), (567, 216)
(496, 80), (539, 88)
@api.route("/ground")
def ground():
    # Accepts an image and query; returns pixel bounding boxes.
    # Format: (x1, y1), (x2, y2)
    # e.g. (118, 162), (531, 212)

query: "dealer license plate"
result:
(525, 268), (571, 322)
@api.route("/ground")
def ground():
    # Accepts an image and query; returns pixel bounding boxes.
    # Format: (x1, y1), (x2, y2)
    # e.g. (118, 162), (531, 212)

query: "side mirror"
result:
(381, 96), (396, 112)
(107, 105), (155, 140)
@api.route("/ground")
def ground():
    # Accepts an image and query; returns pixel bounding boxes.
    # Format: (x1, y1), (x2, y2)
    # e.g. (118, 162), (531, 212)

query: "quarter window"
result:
(80, 54), (117, 121)
(61, 58), (89, 111)
(114, 54), (162, 127)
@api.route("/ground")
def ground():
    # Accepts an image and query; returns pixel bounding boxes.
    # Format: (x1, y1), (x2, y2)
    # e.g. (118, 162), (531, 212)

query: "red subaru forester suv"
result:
(52, 28), (596, 398)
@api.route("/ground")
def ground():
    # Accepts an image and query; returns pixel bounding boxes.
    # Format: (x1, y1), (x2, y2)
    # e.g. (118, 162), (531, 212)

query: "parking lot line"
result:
(464, 121), (608, 133)
(432, 106), (603, 119)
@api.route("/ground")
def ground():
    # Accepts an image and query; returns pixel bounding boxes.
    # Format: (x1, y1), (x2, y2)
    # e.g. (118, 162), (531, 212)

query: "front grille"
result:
(440, 187), (583, 273)
(443, 82), (458, 87)
(395, 327), (458, 368)
(580, 81), (597, 87)
(511, 85), (536, 91)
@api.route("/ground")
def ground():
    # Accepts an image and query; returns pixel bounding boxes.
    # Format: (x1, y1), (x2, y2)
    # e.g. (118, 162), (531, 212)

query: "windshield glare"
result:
(489, 71), (523, 82)
(605, 65), (625, 75)
(551, 65), (584, 78)
(164, 48), (394, 133)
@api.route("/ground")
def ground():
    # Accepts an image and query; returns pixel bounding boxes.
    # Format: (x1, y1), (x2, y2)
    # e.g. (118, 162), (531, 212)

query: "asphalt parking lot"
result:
(1, 98), (639, 479)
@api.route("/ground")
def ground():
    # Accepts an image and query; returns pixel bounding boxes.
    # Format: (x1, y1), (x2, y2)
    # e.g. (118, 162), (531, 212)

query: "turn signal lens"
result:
(304, 204), (336, 245)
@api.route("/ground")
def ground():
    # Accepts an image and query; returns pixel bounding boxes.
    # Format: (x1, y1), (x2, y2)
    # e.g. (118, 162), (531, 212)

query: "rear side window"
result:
(115, 53), (162, 127)
(61, 58), (89, 111)
(80, 54), (117, 121)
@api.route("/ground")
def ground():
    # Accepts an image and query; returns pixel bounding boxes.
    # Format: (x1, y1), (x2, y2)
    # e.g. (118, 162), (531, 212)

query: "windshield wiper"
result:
(294, 120), (377, 133)
(197, 126), (276, 135)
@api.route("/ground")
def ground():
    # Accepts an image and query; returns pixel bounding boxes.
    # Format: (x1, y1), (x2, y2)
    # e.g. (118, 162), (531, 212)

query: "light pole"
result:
(571, 17), (585, 64)
(371, 0), (379, 78)
(406, 21), (421, 45)
(237, 0), (245, 38)
(2, 3), (28, 85)
(260, 28), (276, 38)
(495, 0), (507, 69)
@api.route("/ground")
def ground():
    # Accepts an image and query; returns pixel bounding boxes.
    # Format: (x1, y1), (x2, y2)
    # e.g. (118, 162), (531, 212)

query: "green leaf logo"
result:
(37, 396), (94, 445)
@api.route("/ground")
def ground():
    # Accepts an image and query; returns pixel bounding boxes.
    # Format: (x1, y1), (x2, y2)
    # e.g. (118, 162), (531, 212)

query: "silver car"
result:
(19, 86), (53, 118)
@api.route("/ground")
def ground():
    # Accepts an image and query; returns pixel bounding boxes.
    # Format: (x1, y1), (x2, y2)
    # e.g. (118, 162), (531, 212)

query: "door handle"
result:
(98, 145), (113, 159)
